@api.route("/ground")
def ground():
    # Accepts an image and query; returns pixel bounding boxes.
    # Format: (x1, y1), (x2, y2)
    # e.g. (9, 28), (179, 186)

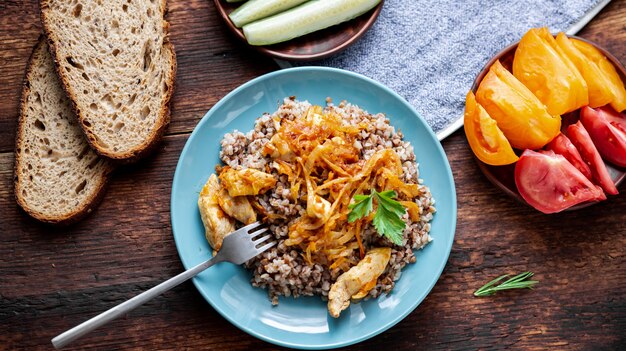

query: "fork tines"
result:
(249, 225), (274, 250)
(219, 221), (276, 264)
(241, 221), (275, 251)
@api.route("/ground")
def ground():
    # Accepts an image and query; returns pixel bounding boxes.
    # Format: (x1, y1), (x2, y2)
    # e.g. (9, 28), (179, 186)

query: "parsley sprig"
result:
(474, 272), (538, 297)
(348, 189), (406, 245)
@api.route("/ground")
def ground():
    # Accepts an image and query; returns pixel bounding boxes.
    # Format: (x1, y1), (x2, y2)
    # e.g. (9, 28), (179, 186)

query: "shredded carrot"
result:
(320, 155), (351, 177)
(355, 220), (365, 259)
(315, 177), (350, 193)
(262, 106), (420, 269)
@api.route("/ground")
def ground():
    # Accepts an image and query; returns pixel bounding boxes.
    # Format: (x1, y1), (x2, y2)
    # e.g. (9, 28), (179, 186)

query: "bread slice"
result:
(40, 0), (176, 161)
(14, 38), (114, 225)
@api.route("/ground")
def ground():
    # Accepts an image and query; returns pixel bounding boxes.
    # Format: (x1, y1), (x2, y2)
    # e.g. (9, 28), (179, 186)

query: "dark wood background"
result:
(1, 1), (624, 350)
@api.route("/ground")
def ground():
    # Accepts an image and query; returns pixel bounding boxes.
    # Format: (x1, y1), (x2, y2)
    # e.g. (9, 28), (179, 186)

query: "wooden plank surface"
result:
(1, 0), (625, 350)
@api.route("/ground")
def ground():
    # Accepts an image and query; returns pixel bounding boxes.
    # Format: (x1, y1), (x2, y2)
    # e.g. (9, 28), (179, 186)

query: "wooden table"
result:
(1, 1), (624, 350)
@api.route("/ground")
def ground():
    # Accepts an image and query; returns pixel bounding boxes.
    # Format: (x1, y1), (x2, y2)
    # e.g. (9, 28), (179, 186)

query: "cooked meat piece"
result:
(219, 166), (277, 196)
(328, 247), (391, 318)
(198, 174), (235, 251)
(217, 188), (256, 224)
(262, 133), (295, 161)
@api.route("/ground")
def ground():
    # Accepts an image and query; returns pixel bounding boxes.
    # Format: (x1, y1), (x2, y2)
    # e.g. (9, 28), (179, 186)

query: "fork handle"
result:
(51, 255), (224, 349)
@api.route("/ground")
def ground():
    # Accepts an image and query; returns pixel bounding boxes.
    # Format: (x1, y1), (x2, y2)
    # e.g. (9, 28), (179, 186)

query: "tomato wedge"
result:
(515, 149), (606, 214)
(463, 91), (518, 165)
(599, 105), (626, 128)
(566, 121), (619, 195)
(512, 28), (588, 115)
(571, 38), (626, 112)
(546, 132), (592, 180)
(476, 60), (561, 150)
(555, 33), (614, 108)
(580, 106), (626, 168)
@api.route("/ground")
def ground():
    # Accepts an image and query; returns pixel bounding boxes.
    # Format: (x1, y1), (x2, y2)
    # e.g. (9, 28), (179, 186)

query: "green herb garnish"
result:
(348, 189), (406, 245)
(474, 272), (539, 297)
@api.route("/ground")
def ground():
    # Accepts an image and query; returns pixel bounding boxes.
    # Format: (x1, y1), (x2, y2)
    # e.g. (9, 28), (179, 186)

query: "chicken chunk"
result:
(307, 193), (332, 220)
(217, 188), (256, 224)
(219, 166), (277, 197)
(328, 247), (392, 318)
(198, 174), (235, 251)
(262, 133), (295, 161)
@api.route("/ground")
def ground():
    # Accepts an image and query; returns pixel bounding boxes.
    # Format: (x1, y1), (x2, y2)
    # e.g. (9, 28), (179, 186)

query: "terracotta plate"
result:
(469, 35), (626, 211)
(213, 0), (384, 61)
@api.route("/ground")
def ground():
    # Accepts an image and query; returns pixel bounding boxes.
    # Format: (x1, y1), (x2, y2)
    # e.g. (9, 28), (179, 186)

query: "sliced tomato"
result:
(571, 38), (626, 112)
(546, 132), (592, 180)
(463, 91), (518, 165)
(580, 106), (626, 168)
(566, 121), (619, 195)
(600, 105), (626, 130)
(512, 28), (588, 116)
(515, 149), (606, 214)
(476, 60), (561, 150)
(555, 33), (614, 108)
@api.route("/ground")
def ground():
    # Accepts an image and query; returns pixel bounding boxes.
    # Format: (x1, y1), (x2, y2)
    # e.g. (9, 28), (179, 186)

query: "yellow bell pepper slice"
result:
(476, 60), (561, 150)
(571, 38), (626, 112)
(512, 27), (588, 115)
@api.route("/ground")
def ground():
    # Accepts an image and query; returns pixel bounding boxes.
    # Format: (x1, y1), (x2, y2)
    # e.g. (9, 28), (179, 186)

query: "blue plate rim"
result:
(170, 66), (457, 349)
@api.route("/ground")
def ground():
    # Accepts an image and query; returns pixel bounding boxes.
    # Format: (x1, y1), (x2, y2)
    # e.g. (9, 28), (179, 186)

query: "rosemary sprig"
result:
(474, 272), (538, 297)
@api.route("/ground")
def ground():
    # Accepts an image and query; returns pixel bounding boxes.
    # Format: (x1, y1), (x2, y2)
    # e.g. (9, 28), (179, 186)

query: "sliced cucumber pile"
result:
(234, 0), (381, 46)
(229, 0), (308, 28)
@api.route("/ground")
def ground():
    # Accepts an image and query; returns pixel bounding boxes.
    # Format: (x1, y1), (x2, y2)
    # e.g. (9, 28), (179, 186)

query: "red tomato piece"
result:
(600, 105), (626, 130)
(515, 149), (606, 214)
(566, 121), (619, 195)
(546, 132), (593, 180)
(580, 106), (626, 168)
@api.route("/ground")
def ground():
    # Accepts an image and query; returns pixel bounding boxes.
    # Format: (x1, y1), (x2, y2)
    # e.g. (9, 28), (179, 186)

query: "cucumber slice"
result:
(243, 0), (382, 46)
(226, 0), (246, 3)
(229, 0), (308, 28)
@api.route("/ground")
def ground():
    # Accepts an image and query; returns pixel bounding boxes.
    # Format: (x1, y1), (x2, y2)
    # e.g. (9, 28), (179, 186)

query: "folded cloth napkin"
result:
(295, 0), (604, 137)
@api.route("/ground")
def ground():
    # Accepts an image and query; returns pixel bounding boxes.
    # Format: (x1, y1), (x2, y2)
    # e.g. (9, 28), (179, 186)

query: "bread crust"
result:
(14, 37), (114, 225)
(39, 0), (177, 163)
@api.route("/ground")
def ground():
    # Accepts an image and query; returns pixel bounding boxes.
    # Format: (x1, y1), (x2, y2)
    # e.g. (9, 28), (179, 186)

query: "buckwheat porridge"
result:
(197, 97), (435, 317)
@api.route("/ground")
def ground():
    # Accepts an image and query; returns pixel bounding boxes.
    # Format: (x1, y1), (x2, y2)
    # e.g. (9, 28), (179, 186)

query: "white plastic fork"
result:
(51, 222), (274, 349)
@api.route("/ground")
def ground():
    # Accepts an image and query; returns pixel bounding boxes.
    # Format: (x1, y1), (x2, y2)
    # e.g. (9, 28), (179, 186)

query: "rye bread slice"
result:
(14, 38), (114, 225)
(40, 0), (176, 161)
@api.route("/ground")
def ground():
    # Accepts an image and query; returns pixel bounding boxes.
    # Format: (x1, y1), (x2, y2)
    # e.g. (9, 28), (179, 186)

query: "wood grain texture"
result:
(0, 0), (625, 350)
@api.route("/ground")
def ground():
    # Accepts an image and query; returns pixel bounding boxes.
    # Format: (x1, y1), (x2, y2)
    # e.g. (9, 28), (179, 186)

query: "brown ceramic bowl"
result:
(213, 0), (384, 61)
(469, 35), (626, 211)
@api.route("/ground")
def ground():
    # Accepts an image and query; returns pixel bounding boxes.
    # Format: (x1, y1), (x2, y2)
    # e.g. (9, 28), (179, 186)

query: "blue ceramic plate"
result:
(171, 67), (456, 349)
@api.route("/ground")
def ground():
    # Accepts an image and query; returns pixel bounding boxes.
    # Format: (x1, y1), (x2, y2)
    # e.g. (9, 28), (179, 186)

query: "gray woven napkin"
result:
(295, 0), (604, 136)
